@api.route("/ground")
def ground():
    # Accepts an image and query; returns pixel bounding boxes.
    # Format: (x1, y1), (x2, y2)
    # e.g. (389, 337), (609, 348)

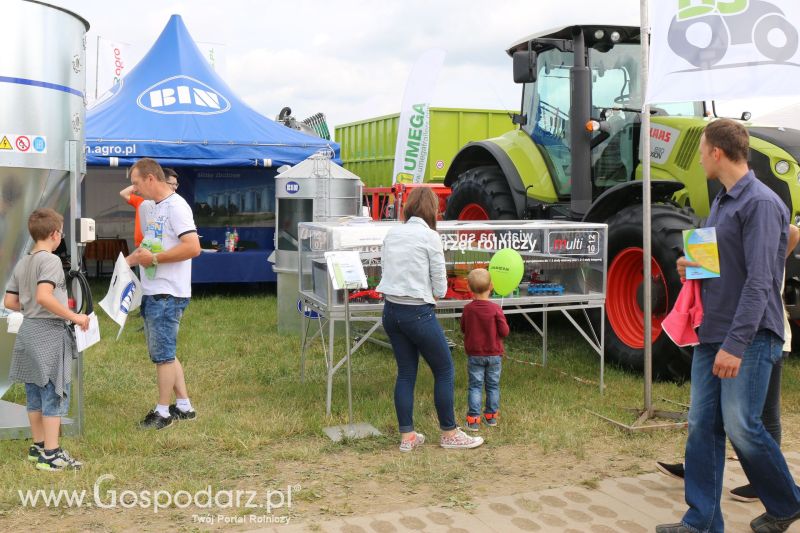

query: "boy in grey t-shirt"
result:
(4, 208), (89, 471)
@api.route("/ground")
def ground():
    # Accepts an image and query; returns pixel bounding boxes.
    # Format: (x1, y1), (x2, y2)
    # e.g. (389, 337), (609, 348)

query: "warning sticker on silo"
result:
(0, 134), (46, 153)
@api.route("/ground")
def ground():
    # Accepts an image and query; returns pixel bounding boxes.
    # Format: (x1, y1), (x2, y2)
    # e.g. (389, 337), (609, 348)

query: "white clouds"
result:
(52, 0), (788, 132)
(226, 44), (408, 125)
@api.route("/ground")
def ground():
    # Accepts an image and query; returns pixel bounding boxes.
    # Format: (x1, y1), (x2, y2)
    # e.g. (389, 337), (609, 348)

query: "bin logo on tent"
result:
(136, 75), (231, 115)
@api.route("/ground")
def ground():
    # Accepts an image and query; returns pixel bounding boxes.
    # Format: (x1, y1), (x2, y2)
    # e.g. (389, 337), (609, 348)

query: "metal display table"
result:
(299, 292), (605, 416)
(297, 219), (608, 416)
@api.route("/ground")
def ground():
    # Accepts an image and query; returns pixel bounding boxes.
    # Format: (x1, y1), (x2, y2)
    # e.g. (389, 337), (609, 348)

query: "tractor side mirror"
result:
(513, 50), (537, 83)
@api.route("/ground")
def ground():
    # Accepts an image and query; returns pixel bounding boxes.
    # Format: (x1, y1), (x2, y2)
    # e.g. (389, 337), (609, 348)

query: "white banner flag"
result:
(647, 0), (800, 103)
(99, 253), (142, 339)
(197, 41), (227, 74)
(392, 49), (446, 184)
(95, 36), (132, 99)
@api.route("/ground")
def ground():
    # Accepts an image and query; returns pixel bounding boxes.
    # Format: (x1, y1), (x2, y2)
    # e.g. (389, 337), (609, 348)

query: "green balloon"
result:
(488, 248), (524, 296)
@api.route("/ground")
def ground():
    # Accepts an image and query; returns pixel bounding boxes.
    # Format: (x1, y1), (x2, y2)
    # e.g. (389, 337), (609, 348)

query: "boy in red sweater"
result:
(460, 268), (509, 431)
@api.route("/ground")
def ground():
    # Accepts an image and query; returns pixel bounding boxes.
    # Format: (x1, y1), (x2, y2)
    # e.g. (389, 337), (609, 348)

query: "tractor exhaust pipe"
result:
(570, 27), (592, 218)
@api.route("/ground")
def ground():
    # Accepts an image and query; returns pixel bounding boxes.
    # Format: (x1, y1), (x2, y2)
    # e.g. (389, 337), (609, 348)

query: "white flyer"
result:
(324, 251), (368, 291)
(6, 312), (23, 333)
(75, 312), (101, 351)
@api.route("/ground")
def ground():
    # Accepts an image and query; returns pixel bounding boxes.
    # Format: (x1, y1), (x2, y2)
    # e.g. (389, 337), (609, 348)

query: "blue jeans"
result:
(762, 353), (786, 445)
(382, 301), (456, 433)
(467, 356), (502, 416)
(683, 331), (800, 533)
(141, 295), (190, 364)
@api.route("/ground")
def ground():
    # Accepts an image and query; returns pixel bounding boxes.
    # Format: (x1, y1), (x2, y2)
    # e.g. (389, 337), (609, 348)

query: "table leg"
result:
(600, 306), (605, 393)
(300, 313), (310, 382)
(542, 309), (548, 366)
(326, 314), (335, 417)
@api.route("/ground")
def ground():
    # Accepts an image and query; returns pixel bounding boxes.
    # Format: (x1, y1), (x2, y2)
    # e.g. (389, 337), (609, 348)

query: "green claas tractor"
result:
(442, 24), (800, 378)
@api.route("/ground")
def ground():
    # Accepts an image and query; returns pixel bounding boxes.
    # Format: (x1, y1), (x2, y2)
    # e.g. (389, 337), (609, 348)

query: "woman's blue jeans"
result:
(382, 301), (456, 433)
(682, 331), (800, 533)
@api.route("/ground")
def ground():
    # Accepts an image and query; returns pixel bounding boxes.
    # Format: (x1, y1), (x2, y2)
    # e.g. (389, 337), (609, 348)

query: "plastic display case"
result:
(298, 219), (607, 310)
(298, 219), (609, 413)
(299, 220), (396, 310)
(437, 220), (606, 306)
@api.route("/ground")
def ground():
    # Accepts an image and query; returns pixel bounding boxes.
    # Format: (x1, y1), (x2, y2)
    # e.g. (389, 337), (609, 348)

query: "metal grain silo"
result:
(0, 0), (89, 433)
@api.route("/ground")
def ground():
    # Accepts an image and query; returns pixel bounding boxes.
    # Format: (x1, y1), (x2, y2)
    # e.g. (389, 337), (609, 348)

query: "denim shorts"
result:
(141, 294), (190, 364)
(26, 381), (71, 417)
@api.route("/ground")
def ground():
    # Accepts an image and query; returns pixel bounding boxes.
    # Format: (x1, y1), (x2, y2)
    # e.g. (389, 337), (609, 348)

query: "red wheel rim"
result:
(607, 247), (668, 349)
(458, 203), (489, 220)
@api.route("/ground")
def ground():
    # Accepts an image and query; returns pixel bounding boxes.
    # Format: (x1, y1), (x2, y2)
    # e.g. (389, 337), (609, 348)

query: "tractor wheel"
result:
(792, 320), (800, 353)
(603, 204), (698, 379)
(444, 166), (517, 221)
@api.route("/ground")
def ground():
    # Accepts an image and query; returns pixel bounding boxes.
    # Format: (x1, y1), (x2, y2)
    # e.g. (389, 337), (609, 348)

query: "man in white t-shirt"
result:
(126, 158), (201, 430)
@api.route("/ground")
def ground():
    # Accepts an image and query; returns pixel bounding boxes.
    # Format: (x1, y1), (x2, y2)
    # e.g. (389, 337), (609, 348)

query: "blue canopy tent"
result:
(85, 15), (338, 283)
(86, 14), (337, 167)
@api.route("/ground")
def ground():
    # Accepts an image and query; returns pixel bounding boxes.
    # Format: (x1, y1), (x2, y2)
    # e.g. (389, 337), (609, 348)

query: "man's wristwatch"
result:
(151, 253), (159, 267)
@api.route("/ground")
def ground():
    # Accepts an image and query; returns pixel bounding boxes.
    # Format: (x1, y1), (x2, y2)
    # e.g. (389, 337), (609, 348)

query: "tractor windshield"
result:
(589, 43), (642, 189)
(521, 42), (703, 198)
(522, 47), (573, 196)
(588, 44), (702, 190)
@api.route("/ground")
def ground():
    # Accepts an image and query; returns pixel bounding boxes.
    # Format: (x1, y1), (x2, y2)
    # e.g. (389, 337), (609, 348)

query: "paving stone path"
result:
(260, 451), (800, 533)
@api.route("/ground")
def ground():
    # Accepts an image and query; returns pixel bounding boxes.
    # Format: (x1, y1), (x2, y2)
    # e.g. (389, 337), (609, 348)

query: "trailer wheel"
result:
(603, 204), (698, 379)
(444, 166), (517, 221)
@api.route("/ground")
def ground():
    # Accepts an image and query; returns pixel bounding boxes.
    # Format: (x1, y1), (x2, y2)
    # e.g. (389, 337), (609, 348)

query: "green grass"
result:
(3, 284), (800, 529)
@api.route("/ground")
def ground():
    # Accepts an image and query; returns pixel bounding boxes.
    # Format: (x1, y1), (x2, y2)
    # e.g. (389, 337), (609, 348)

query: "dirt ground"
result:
(4, 417), (799, 533)
(0, 447), (634, 532)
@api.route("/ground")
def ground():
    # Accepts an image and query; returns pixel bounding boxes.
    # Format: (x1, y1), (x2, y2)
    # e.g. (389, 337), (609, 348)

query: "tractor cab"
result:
(442, 23), (800, 378)
(508, 25), (704, 213)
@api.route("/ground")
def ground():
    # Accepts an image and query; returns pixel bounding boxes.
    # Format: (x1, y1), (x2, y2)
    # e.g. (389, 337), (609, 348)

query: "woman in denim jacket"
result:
(377, 187), (483, 452)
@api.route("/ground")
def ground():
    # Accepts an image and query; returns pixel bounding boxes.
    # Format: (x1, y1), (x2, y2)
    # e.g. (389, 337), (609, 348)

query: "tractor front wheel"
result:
(604, 204), (698, 379)
(444, 166), (517, 221)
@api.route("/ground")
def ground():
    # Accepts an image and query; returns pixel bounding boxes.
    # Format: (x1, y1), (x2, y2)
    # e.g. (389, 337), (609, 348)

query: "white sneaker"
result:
(440, 428), (484, 449)
(399, 432), (425, 452)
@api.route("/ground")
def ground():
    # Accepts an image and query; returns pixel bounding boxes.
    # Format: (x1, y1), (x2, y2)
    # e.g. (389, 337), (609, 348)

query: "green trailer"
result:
(335, 108), (516, 187)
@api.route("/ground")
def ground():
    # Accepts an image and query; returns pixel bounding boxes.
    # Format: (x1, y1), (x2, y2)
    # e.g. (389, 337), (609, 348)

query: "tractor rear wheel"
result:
(604, 204), (698, 379)
(444, 166), (517, 221)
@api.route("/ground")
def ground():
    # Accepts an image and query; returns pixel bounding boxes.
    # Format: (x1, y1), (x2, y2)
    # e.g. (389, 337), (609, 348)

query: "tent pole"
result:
(591, 0), (687, 431)
(95, 35), (100, 101)
(640, 0), (654, 418)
